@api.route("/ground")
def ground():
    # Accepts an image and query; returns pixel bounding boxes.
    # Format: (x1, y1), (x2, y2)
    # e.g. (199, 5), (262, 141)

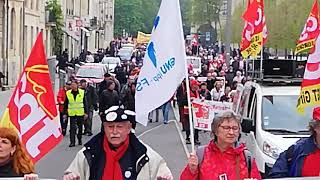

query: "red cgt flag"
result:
(295, 0), (320, 54)
(0, 33), (62, 163)
(241, 0), (268, 58)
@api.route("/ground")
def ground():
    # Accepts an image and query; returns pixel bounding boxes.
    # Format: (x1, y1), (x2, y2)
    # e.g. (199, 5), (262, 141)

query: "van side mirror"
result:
(241, 118), (254, 133)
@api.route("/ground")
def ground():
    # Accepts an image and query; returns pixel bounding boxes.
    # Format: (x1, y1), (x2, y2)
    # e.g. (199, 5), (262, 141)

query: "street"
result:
(0, 90), (192, 179)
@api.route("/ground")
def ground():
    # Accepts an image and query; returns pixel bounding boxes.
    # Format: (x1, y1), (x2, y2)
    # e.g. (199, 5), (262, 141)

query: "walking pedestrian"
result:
(63, 81), (88, 147)
(99, 80), (120, 122)
(63, 106), (173, 180)
(57, 81), (71, 136)
(80, 79), (98, 136)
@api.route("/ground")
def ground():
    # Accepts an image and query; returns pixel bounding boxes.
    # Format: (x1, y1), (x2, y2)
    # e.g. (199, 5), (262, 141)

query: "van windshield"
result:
(262, 95), (311, 134)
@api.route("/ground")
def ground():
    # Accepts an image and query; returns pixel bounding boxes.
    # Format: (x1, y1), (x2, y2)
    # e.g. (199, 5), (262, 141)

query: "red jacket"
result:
(57, 88), (67, 113)
(180, 141), (262, 180)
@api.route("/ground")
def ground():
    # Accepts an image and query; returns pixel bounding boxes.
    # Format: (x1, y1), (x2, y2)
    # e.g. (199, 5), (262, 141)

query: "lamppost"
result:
(225, 0), (232, 66)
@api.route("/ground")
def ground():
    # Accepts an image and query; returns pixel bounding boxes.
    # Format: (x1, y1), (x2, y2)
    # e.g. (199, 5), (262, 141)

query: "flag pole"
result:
(184, 71), (195, 153)
(260, 40), (263, 79)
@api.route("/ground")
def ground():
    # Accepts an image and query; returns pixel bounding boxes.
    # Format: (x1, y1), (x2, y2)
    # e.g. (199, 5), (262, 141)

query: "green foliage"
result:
(189, 0), (223, 26)
(46, 0), (63, 55)
(114, 0), (160, 37)
(231, 0), (314, 49)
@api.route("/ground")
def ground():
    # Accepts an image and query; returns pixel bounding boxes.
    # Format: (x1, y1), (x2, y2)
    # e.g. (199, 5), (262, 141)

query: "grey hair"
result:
(309, 120), (320, 136)
(211, 110), (241, 138)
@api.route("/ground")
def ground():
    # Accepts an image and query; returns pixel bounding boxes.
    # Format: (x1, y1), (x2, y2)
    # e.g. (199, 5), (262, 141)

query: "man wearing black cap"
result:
(63, 106), (173, 180)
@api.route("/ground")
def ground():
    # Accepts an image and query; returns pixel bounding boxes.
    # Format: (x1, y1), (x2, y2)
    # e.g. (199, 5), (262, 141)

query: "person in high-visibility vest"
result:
(63, 81), (88, 147)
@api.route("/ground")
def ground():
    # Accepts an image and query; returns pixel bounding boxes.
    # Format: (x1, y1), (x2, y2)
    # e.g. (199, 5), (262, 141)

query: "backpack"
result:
(196, 145), (253, 177)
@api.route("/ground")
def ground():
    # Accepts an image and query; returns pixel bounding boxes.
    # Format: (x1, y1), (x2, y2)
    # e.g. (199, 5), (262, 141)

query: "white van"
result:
(186, 56), (202, 76)
(234, 81), (311, 178)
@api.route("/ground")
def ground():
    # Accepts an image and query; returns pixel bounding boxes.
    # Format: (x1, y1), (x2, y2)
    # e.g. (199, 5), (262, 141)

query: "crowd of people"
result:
(0, 38), (319, 179)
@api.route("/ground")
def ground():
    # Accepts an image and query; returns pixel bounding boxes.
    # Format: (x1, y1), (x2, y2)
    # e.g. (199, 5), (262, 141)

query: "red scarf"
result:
(102, 136), (129, 180)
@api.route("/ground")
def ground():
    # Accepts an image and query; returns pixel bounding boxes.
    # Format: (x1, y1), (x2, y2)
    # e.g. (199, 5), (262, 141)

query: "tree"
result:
(114, 0), (160, 37)
(46, 0), (63, 55)
(230, 0), (314, 51)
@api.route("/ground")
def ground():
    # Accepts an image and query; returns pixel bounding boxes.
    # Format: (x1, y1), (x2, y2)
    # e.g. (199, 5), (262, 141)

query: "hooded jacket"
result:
(180, 141), (261, 180)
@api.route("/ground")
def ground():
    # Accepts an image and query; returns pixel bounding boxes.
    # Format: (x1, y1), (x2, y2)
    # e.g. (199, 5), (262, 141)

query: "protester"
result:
(180, 111), (261, 180)
(211, 81), (225, 101)
(99, 80), (120, 122)
(63, 81), (88, 147)
(57, 81), (71, 136)
(233, 71), (244, 84)
(176, 80), (187, 130)
(80, 79), (98, 136)
(269, 107), (320, 178)
(99, 73), (113, 95)
(182, 79), (200, 145)
(199, 82), (211, 100)
(0, 127), (37, 179)
(63, 106), (173, 180)
(122, 81), (137, 129)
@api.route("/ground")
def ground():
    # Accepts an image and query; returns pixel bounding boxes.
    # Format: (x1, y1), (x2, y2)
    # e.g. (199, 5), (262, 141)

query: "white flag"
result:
(135, 0), (187, 126)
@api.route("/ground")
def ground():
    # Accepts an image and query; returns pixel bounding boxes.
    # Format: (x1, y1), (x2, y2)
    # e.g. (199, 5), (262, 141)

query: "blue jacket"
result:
(269, 136), (317, 178)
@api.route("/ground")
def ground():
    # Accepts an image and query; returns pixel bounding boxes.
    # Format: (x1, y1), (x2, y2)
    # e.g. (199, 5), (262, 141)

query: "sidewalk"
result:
(0, 90), (13, 118)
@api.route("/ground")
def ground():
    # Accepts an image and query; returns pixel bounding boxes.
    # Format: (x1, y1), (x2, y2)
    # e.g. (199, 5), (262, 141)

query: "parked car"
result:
(100, 57), (121, 73)
(117, 48), (133, 61)
(75, 63), (107, 85)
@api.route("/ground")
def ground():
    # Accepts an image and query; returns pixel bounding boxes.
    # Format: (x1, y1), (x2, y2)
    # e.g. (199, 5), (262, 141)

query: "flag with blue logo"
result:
(135, 0), (187, 126)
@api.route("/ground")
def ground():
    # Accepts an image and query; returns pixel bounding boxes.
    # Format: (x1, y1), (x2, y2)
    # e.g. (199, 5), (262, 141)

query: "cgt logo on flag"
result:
(0, 33), (62, 163)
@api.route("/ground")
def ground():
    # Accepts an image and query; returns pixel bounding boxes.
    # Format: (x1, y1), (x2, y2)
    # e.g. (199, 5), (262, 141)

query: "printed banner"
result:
(192, 99), (233, 131)
(137, 31), (151, 44)
(0, 33), (62, 162)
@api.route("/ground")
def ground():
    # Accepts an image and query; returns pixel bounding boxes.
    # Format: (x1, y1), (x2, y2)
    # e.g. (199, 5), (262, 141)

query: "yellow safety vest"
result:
(66, 89), (85, 116)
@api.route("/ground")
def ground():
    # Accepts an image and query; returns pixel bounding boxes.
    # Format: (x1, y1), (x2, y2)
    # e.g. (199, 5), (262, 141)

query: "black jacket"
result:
(0, 160), (23, 177)
(122, 90), (135, 111)
(83, 85), (98, 110)
(83, 132), (149, 180)
(99, 89), (119, 120)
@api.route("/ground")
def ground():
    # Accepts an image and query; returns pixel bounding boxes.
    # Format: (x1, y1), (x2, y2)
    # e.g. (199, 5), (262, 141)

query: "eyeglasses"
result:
(219, 125), (240, 132)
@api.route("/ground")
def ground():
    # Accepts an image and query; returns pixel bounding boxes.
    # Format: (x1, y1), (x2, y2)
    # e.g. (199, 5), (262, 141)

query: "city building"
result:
(61, 0), (114, 60)
(0, 0), (54, 86)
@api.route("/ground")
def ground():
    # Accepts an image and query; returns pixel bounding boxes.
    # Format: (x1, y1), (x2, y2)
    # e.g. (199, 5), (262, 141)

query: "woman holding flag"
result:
(180, 111), (261, 180)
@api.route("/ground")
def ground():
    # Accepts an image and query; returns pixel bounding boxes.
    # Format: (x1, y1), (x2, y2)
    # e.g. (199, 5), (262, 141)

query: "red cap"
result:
(312, 107), (320, 121)
(190, 80), (200, 87)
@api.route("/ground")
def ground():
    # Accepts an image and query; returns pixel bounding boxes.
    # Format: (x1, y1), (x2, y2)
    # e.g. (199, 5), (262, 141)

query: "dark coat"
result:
(99, 89), (119, 121)
(83, 132), (149, 180)
(84, 85), (98, 110)
(0, 160), (23, 177)
(269, 136), (317, 178)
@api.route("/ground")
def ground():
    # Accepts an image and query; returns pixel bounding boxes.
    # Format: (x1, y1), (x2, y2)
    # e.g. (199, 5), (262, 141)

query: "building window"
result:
(30, 0), (33, 10)
(24, 26), (28, 64)
(10, 8), (16, 50)
(31, 26), (34, 49)
(36, 0), (39, 10)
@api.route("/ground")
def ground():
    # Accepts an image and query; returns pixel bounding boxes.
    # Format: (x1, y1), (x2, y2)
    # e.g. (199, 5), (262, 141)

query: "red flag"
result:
(297, 36), (320, 113)
(241, 0), (268, 58)
(0, 33), (62, 162)
(295, 0), (319, 54)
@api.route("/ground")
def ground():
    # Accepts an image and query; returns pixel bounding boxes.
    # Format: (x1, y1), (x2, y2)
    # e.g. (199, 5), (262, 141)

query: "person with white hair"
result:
(233, 71), (244, 84)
